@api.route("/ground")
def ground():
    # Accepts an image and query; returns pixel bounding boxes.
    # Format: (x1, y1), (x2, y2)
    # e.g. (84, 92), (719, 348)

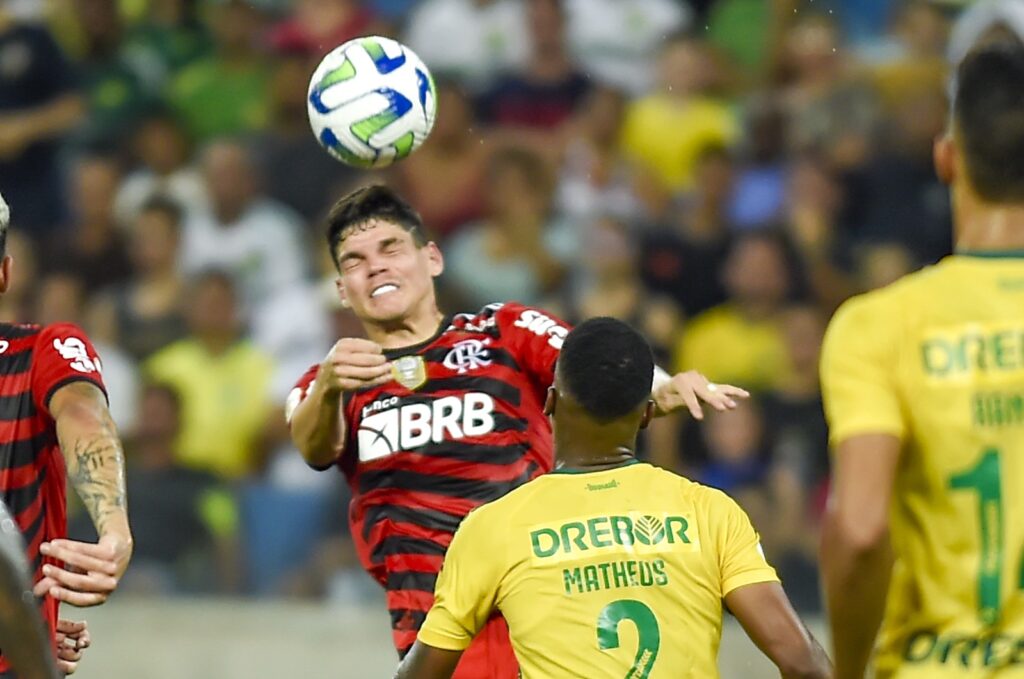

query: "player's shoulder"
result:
(834, 262), (953, 323)
(447, 301), (566, 336)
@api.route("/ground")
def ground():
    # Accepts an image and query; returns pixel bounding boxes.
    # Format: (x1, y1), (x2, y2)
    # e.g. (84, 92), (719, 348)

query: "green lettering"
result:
(598, 562), (613, 589)
(652, 559), (668, 586)
(993, 332), (1016, 370)
(975, 394), (987, 427)
(627, 560), (640, 587)
(561, 522), (588, 554)
(531, 528), (559, 558)
(903, 631), (937, 663)
(665, 516), (690, 544)
(983, 634), (1012, 667)
(584, 565), (600, 592)
(955, 636), (979, 667)
(966, 335), (988, 371)
(612, 560), (629, 588)
(639, 561), (654, 586)
(589, 517), (612, 548)
(563, 568), (583, 594)
(922, 339), (953, 376)
(611, 516), (634, 546)
(1011, 638), (1024, 665)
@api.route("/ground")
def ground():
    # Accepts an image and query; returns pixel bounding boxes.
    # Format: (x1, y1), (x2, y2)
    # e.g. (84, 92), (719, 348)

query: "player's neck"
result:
(365, 307), (445, 350)
(955, 189), (1024, 252)
(555, 447), (638, 473)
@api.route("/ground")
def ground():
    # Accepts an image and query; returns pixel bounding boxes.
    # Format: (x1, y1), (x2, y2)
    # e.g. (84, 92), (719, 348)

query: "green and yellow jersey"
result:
(418, 460), (777, 678)
(822, 254), (1024, 677)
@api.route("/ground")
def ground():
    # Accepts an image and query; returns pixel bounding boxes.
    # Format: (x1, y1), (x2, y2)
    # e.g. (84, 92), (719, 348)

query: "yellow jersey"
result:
(821, 254), (1024, 677)
(418, 460), (778, 678)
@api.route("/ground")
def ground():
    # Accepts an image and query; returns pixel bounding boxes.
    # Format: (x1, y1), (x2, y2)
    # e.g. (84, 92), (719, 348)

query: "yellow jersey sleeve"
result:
(417, 508), (503, 651)
(820, 293), (906, 444)
(709, 488), (779, 596)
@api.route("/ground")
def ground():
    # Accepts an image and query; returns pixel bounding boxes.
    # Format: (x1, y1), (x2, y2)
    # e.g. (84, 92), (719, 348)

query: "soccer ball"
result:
(308, 36), (437, 169)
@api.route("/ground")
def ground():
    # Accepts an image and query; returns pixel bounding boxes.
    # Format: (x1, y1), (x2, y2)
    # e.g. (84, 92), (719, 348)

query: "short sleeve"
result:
(417, 508), (503, 651)
(32, 324), (107, 416)
(496, 303), (570, 388)
(709, 489), (779, 597)
(820, 293), (906, 445)
(284, 363), (320, 425)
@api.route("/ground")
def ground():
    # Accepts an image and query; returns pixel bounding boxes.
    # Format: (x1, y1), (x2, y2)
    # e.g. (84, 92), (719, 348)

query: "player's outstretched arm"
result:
(393, 643), (462, 679)
(820, 433), (899, 679)
(650, 366), (749, 420)
(0, 499), (60, 679)
(289, 338), (392, 468)
(726, 581), (833, 679)
(34, 381), (132, 607)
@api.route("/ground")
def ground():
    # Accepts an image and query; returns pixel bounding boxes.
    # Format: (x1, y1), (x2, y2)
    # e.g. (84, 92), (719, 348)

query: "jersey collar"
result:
(955, 249), (1024, 259)
(550, 458), (643, 475)
(382, 314), (455, 360)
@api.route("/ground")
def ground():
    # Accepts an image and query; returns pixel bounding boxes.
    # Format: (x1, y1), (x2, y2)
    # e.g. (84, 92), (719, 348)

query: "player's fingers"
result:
(681, 388), (704, 420)
(33, 576), (57, 597)
(77, 628), (91, 649)
(46, 586), (108, 607)
(56, 619), (87, 635)
(42, 541), (118, 570)
(336, 351), (389, 368)
(716, 384), (750, 399)
(697, 386), (733, 411)
(58, 638), (84, 660)
(334, 338), (384, 355)
(56, 657), (79, 675)
(42, 565), (117, 593)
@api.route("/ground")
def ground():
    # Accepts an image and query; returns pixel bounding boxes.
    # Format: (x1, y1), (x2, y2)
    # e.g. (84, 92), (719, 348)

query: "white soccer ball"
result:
(308, 36), (437, 169)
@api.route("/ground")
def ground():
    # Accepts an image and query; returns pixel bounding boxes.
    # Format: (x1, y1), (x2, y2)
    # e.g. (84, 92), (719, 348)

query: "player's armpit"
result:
(820, 433), (900, 679)
(725, 581), (833, 679)
(393, 642), (463, 679)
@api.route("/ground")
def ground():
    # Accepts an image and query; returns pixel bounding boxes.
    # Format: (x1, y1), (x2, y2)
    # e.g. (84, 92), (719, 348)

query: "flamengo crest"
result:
(443, 339), (492, 375)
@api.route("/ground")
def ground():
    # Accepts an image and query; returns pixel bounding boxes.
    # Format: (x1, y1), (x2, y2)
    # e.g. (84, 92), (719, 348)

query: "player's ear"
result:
(335, 278), (350, 308)
(425, 241), (444, 277)
(934, 132), (956, 186)
(639, 400), (655, 430)
(543, 386), (557, 416)
(0, 255), (12, 294)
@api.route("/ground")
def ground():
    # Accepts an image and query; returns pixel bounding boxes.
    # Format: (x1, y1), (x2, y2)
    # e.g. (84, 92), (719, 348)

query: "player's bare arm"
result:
(289, 337), (393, 467)
(726, 581), (833, 679)
(651, 366), (750, 420)
(393, 643), (462, 679)
(820, 433), (900, 679)
(0, 499), (60, 679)
(33, 381), (132, 607)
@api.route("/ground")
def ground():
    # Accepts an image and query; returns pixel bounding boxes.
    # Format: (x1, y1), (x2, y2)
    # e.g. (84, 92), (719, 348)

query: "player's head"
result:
(546, 318), (655, 453)
(937, 41), (1024, 203)
(326, 184), (443, 325)
(0, 191), (13, 296)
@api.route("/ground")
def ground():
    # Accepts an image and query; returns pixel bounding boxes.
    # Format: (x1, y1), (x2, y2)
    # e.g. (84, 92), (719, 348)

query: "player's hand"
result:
(318, 338), (392, 393)
(34, 533), (132, 607)
(55, 619), (90, 675)
(653, 370), (749, 420)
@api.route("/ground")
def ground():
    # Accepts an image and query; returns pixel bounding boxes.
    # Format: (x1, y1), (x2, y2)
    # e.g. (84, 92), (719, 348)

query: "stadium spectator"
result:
(404, 0), (527, 91)
(640, 144), (735, 318)
(0, 9), (81, 236)
(169, 0), (271, 141)
(114, 109), (208, 226)
(144, 270), (275, 479)
(254, 53), (355, 223)
(268, 0), (379, 58)
(697, 401), (771, 531)
(444, 148), (572, 309)
(45, 154), (132, 294)
(729, 96), (790, 230)
(565, 0), (691, 95)
(476, 0), (591, 134)
(673, 231), (796, 392)
(121, 0), (213, 94)
(393, 78), (486, 238)
(621, 33), (737, 194)
(92, 196), (187, 361)
(556, 86), (646, 225)
(0, 232), (38, 323)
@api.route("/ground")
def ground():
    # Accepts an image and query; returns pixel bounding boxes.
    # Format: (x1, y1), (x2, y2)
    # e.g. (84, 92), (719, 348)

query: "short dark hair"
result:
(325, 185), (428, 265)
(558, 317), (654, 423)
(954, 42), (1024, 202)
(139, 195), (184, 227)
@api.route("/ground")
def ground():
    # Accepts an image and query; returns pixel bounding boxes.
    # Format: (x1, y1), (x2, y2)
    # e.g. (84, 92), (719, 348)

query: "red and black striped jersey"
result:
(0, 323), (106, 674)
(288, 302), (568, 653)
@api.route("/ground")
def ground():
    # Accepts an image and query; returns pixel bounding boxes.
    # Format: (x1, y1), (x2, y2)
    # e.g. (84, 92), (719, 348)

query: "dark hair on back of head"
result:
(139, 195), (184, 227)
(325, 185), (427, 267)
(954, 42), (1024, 202)
(559, 317), (654, 423)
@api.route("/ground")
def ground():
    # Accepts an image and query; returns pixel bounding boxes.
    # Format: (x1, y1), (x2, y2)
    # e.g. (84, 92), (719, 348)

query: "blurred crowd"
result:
(0, 0), (978, 610)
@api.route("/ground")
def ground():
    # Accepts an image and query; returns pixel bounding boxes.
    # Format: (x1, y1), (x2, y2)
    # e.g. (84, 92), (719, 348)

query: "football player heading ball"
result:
(287, 185), (748, 678)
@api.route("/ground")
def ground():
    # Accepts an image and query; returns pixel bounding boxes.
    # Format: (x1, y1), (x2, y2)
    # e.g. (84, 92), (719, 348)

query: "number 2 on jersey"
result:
(597, 600), (660, 679)
(947, 448), (1024, 625)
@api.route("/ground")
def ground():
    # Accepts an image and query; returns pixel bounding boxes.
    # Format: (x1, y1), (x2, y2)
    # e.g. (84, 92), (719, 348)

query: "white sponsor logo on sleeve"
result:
(53, 337), (101, 374)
